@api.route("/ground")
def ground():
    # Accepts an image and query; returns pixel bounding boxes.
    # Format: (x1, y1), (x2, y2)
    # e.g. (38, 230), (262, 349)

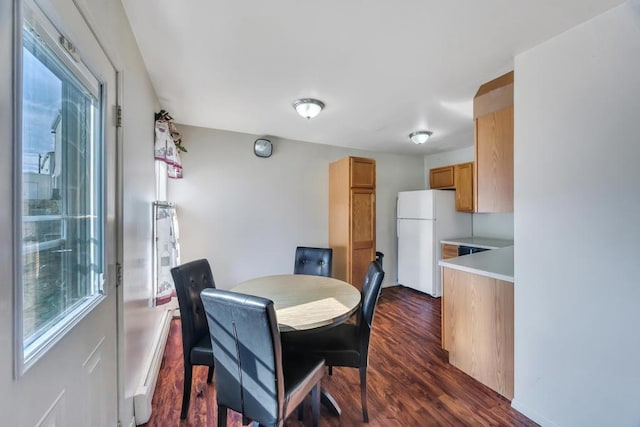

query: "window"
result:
(18, 17), (105, 367)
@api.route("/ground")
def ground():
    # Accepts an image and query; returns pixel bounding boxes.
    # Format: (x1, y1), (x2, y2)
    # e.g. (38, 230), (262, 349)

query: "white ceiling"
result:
(121, 0), (623, 155)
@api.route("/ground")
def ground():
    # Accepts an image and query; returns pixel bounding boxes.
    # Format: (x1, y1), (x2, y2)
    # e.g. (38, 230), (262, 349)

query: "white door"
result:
(8, 0), (119, 425)
(397, 219), (435, 295)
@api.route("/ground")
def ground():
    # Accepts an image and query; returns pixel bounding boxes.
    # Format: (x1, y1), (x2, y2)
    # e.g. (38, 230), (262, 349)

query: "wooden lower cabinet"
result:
(442, 267), (514, 399)
(439, 244), (459, 343)
(441, 244), (459, 260)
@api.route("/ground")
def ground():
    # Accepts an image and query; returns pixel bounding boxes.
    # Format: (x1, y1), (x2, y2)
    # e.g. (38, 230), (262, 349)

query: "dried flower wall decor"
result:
(155, 110), (187, 152)
(154, 110), (185, 179)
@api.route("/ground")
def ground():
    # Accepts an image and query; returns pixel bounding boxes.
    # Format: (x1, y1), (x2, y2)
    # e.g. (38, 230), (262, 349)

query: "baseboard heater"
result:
(133, 308), (174, 425)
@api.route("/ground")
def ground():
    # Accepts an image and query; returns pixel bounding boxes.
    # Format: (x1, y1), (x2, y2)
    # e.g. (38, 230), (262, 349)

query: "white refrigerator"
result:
(397, 190), (471, 297)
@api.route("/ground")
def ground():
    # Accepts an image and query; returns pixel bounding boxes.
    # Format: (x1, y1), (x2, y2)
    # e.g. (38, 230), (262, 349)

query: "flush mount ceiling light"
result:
(293, 98), (325, 119)
(409, 130), (433, 145)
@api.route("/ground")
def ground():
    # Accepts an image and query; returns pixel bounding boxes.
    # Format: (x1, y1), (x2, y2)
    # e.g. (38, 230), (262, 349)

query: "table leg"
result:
(320, 387), (341, 416)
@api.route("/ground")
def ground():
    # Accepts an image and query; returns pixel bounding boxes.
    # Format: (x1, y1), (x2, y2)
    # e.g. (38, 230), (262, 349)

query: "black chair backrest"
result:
(201, 289), (284, 426)
(171, 259), (216, 359)
(375, 251), (384, 269)
(293, 246), (333, 277)
(356, 261), (385, 356)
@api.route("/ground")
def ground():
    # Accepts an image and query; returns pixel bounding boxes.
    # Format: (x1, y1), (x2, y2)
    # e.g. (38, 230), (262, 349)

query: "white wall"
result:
(472, 212), (514, 239)
(0, 1), (162, 424)
(513, 3), (640, 426)
(113, 15), (166, 427)
(168, 126), (425, 288)
(424, 144), (514, 239)
(68, 1), (165, 422)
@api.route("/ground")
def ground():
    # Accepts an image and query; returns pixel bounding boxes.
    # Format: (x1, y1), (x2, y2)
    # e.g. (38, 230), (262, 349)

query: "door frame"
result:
(10, 0), (124, 424)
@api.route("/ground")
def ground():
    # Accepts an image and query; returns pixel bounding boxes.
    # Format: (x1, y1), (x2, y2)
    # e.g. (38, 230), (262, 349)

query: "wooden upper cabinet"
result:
(430, 165), (455, 189)
(350, 157), (376, 188)
(454, 162), (474, 212)
(429, 162), (474, 212)
(329, 157), (376, 289)
(474, 71), (514, 212)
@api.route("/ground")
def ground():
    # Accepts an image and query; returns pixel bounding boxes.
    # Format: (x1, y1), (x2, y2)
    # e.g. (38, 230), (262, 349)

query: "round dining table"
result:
(231, 274), (361, 332)
(231, 273), (362, 416)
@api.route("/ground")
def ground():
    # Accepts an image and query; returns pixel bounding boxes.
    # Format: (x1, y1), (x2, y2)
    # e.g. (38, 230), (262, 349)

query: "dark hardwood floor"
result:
(142, 286), (537, 426)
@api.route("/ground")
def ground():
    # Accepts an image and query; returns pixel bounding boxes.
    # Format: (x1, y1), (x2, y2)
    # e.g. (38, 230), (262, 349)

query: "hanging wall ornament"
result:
(154, 110), (185, 179)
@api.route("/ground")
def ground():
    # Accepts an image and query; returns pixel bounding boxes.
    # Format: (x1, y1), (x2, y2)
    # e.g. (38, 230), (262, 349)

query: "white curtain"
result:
(153, 202), (180, 306)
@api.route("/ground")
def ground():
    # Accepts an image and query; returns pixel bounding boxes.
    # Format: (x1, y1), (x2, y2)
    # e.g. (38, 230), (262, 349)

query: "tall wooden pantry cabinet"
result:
(329, 156), (376, 289)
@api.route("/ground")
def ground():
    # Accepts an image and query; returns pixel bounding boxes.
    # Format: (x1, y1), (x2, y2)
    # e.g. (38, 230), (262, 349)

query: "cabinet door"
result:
(442, 268), (514, 399)
(454, 162), (474, 212)
(350, 157), (376, 188)
(329, 158), (351, 282)
(350, 189), (375, 288)
(430, 165), (455, 189)
(475, 106), (514, 212)
(441, 243), (459, 259)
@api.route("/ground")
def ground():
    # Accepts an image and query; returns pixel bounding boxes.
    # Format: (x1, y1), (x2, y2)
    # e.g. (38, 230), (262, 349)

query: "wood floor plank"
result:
(141, 286), (537, 426)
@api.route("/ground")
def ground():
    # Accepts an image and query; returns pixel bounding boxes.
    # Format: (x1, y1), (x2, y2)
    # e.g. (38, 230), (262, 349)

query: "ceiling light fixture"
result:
(293, 98), (325, 119)
(409, 130), (433, 145)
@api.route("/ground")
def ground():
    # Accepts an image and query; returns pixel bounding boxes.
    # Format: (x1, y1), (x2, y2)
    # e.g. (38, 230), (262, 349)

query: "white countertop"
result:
(438, 246), (514, 283)
(440, 237), (514, 249)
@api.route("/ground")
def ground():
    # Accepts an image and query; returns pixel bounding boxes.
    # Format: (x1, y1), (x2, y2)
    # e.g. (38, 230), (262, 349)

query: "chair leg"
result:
(297, 402), (304, 421)
(207, 365), (214, 383)
(217, 405), (227, 427)
(360, 366), (369, 423)
(311, 383), (321, 427)
(181, 363), (193, 419)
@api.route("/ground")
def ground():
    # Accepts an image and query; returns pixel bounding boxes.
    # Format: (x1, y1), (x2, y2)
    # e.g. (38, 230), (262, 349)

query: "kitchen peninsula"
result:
(438, 245), (514, 399)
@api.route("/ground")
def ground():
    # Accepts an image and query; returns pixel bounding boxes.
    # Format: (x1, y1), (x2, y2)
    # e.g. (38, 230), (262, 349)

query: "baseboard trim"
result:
(133, 309), (173, 425)
(511, 397), (558, 427)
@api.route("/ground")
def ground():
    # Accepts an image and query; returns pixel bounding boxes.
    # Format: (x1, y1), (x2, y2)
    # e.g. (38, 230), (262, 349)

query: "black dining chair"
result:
(293, 246), (333, 277)
(200, 288), (325, 427)
(282, 260), (385, 423)
(170, 258), (216, 420)
(375, 251), (384, 269)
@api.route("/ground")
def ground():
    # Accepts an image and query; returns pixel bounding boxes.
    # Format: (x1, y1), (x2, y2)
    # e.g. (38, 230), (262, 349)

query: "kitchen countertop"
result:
(440, 237), (514, 249)
(438, 246), (514, 282)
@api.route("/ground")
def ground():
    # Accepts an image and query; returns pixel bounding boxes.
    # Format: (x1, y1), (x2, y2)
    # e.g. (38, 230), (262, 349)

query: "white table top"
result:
(231, 274), (362, 332)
